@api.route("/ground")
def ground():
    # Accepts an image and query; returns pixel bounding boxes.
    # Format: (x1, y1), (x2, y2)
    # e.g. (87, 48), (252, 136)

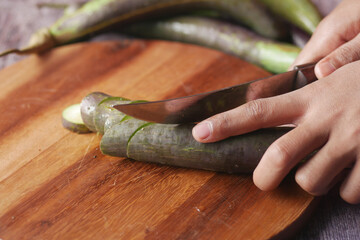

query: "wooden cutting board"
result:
(0, 40), (317, 240)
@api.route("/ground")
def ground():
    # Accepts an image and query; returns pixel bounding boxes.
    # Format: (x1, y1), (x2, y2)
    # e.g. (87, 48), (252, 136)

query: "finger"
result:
(291, 0), (360, 70)
(192, 93), (304, 143)
(253, 123), (327, 191)
(295, 139), (355, 196)
(340, 158), (360, 204)
(290, 21), (345, 69)
(315, 33), (360, 78)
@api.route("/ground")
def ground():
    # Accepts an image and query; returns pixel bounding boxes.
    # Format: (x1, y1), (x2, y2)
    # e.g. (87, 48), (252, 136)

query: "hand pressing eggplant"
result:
(62, 92), (290, 174)
(193, 0), (360, 204)
(293, 0), (360, 78)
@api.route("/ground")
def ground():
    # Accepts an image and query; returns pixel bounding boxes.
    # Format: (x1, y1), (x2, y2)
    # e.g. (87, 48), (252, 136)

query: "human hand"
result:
(292, 0), (360, 78)
(192, 61), (360, 204)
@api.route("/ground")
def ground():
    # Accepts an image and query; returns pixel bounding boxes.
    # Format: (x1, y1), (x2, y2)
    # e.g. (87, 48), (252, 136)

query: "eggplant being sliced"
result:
(66, 92), (292, 174)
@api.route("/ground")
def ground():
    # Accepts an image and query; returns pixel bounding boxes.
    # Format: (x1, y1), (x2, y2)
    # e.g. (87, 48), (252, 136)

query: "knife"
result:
(114, 63), (317, 124)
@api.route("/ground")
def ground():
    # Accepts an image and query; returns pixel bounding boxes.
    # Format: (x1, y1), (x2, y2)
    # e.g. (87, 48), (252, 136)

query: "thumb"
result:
(315, 33), (360, 78)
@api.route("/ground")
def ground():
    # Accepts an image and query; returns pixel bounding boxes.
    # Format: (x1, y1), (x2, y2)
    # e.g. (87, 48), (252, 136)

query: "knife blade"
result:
(114, 63), (317, 124)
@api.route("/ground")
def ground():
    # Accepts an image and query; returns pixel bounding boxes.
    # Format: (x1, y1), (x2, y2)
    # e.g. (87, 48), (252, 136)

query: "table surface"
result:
(0, 1), (359, 239)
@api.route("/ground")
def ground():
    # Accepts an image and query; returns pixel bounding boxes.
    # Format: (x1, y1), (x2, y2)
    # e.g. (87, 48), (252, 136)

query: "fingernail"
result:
(317, 61), (336, 78)
(193, 121), (212, 140)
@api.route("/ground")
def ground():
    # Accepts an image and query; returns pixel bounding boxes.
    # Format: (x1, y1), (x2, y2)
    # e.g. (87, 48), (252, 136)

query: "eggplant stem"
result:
(0, 49), (22, 57)
(36, 3), (69, 9)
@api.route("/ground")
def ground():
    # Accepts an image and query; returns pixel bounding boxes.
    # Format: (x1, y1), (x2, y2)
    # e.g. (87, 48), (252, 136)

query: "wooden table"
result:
(0, 1), (359, 239)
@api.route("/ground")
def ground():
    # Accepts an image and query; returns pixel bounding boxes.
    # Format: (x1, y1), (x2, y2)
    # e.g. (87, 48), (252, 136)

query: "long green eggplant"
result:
(0, 0), (289, 57)
(80, 91), (111, 132)
(124, 16), (301, 73)
(259, 0), (322, 34)
(76, 92), (291, 174)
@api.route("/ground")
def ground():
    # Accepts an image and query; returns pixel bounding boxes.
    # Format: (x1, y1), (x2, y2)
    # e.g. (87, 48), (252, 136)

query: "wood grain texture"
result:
(0, 40), (316, 239)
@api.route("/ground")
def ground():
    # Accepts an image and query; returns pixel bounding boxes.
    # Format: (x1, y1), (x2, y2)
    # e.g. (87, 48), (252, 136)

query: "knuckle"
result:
(295, 171), (324, 196)
(209, 111), (235, 139)
(215, 113), (233, 136)
(339, 168), (360, 205)
(332, 42), (360, 68)
(269, 142), (292, 170)
(246, 99), (268, 123)
(340, 190), (360, 205)
(336, 45), (354, 63)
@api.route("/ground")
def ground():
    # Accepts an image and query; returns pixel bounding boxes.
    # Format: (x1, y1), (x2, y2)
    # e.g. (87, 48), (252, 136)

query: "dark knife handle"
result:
(294, 62), (318, 89)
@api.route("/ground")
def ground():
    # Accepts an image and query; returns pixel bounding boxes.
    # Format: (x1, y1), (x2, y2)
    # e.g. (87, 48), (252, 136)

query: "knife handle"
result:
(294, 62), (318, 89)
